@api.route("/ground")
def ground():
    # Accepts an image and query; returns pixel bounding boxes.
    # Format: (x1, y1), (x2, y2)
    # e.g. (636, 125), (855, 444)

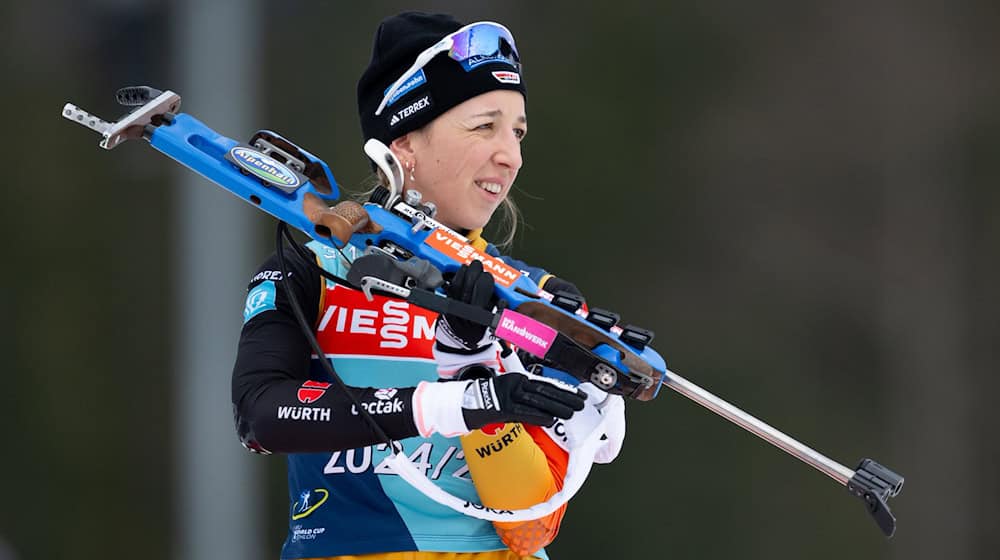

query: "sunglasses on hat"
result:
(375, 21), (521, 116)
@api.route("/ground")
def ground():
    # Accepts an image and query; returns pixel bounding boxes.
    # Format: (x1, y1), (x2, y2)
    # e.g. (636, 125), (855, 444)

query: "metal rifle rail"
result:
(662, 368), (903, 536)
(664, 368), (850, 484)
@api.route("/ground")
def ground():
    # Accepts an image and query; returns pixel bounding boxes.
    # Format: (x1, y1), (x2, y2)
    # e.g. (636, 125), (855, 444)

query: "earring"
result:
(408, 161), (416, 183)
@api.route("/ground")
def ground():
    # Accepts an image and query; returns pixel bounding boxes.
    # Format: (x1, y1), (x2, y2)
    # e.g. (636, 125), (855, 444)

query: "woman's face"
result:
(391, 89), (526, 231)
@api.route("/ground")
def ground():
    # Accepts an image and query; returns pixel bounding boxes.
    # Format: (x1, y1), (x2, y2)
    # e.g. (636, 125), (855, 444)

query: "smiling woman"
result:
(389, 90), (526, 231)
(231, 11), (621, 560)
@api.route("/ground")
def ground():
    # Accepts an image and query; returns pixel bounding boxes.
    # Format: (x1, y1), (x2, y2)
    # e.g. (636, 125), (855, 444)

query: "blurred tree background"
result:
(1, 0), (997, 558)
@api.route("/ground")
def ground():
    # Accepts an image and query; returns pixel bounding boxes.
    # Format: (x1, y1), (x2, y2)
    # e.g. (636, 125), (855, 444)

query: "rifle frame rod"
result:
(662, 368), (854, 485)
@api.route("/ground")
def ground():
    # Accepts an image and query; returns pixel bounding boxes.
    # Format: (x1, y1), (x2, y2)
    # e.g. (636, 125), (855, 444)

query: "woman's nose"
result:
(492, 131), (522, 170)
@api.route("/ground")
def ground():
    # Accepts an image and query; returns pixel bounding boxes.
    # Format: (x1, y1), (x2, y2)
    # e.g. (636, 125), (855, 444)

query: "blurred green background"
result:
(2, 0), (997, 558)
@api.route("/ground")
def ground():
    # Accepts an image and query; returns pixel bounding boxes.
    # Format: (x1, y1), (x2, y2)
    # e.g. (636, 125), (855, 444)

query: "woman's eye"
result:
(475, 122), (494, 131)
(514, 128), (526, 141)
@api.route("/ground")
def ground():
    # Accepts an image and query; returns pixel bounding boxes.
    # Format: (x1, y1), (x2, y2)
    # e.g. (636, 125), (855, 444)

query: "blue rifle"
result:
(62, 86), (904, 536)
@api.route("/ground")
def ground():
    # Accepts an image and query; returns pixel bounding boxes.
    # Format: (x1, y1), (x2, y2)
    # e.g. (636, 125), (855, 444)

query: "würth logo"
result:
(475, 423), (524, 458)
(298, 380), (332, 404)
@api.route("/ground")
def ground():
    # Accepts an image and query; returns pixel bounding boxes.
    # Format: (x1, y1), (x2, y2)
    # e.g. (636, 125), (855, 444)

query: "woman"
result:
(232, 12), (622, 559)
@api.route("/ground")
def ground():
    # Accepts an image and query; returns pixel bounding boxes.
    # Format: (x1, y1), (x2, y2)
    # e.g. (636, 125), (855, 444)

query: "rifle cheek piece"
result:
(303, 196), (383, 246)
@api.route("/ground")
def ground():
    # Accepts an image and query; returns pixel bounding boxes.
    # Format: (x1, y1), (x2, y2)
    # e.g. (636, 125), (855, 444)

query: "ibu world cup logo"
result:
(292, 488), (329, 520)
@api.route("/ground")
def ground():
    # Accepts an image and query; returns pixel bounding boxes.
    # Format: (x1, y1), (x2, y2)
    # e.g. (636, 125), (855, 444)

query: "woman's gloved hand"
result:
(436, 260), (495, 351)
(412, 367), (587, 437)
(420, 261), (586, 433)
(434, 260), (500, 378)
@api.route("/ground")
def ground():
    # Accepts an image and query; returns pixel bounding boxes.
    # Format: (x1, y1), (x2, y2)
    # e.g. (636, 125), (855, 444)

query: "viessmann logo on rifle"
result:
(425, 229), (522, 287)
(229, 147), (301, 187)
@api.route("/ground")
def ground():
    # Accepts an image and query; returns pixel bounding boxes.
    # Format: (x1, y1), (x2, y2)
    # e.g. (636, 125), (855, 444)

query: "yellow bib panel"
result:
(460, 423), (569, 557)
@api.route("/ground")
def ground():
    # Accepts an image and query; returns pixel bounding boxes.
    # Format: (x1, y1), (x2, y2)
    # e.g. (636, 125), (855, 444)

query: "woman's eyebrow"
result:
(471, 109), (527, 124)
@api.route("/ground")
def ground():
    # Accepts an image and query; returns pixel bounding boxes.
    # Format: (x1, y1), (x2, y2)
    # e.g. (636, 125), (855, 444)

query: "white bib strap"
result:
(385, 397), (617, 522)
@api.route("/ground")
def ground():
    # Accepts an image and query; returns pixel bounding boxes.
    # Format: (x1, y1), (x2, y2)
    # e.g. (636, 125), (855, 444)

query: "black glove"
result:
(459, 366), (587, 429)
(437, 260), (496, 351)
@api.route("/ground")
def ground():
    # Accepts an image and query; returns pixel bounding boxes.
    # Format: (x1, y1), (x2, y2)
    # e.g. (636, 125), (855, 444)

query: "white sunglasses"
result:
(375, 21), (521, 116)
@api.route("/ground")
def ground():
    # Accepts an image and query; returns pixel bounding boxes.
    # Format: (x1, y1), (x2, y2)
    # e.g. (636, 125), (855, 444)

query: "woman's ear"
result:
(390, 133), (418, 164)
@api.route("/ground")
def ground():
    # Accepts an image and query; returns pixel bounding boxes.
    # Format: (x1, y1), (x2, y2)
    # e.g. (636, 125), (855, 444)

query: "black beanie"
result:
(357, 12), (527, 146)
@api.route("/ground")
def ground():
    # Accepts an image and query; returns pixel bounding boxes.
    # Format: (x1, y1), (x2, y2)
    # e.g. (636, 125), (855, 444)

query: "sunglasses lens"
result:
(449, 24), (519, 71)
